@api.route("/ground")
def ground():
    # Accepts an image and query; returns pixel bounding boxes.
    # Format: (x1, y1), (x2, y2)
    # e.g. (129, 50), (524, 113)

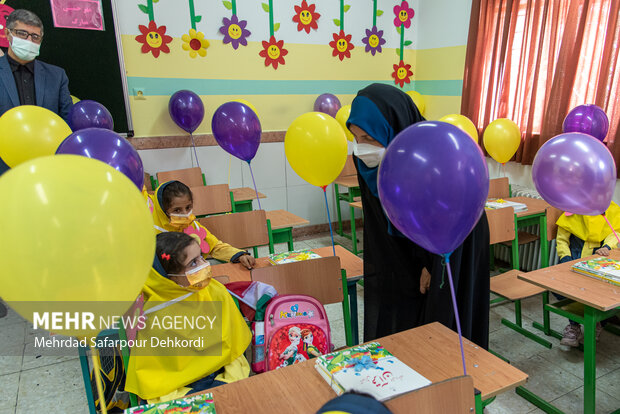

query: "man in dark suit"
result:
(0, 9), (73, 174)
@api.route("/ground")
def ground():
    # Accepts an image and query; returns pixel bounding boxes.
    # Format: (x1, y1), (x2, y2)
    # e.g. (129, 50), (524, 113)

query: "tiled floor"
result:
(1, 231), (619, 413)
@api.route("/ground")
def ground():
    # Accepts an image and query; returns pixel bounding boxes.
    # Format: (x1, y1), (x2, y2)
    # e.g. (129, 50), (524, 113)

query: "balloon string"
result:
(91, 348), (108, 414)
(602, 213), (620, 245)
(322, 186), (337, 256)
(444, 252), (467, 376)
(248, 161), (262, 210)
(190, 133), (201, 170)
(228, 154), (232, 188)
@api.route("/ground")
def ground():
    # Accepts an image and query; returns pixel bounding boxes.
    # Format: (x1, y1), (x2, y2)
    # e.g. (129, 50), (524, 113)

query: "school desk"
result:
(230, 187), (267, 212)
(518, 251), (620, 414)
(211, 245), (364, 345)
(265, 209), (309, 253)
(490, 196), (550, 270)
(190, 322), (527, 413)
(334, 175), (361, 238)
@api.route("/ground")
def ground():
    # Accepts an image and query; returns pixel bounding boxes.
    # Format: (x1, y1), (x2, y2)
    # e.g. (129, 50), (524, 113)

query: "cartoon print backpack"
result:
(251, 294), (331, 372)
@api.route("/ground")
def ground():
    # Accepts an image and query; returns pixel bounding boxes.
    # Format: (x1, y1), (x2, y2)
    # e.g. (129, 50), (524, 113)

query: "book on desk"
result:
(315, 342), (431, 401)
(124, 393), (215, 413)
(268, 249), (322, 265)
(571, 257), (620, 286)
(485, 199), (528, 213)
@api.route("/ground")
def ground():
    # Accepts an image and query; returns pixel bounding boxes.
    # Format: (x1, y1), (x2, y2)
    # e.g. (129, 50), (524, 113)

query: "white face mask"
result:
(353, 141), (385, 168)
(10, 36), (40, 62)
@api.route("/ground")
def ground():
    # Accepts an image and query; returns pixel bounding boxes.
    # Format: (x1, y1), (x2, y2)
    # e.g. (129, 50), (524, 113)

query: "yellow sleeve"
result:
(603, 232), (619, 249)
(556, 227), (572, 259)
(195, 221), (245, 262)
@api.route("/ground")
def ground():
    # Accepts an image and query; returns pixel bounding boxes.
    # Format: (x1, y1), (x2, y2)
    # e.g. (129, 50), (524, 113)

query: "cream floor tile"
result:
(0, 324), (25, 350)
(596, 368), (620, 400)
(549, 387), (620, 414)
(511, 355), (583, 402)
(0, 372), (19, 411)
(484, 389), (538, 414)
(537, 344), (620, 381)
(0, 408), (16, 414)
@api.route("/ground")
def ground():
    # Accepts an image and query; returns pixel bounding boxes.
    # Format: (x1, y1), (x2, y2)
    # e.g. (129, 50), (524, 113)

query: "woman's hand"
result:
(239, 254), (256, 269)
(595, 246), (611, 256)
(420, 267), (431, 294)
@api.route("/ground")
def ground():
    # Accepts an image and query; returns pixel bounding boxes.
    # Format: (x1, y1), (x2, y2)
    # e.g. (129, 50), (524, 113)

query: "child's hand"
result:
(419, 267), (431, 294)
(239, 254), (256, 269)
(595, 246), (611, 256)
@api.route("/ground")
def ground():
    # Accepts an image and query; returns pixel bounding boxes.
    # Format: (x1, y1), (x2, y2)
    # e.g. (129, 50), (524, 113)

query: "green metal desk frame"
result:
(524, 298), (620, 413)
(266, 219), (296, 254)
(334, 183), (361, 236)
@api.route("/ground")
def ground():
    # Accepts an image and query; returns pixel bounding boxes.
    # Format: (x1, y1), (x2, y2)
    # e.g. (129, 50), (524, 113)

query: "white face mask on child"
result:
(353, 141), (386, 168)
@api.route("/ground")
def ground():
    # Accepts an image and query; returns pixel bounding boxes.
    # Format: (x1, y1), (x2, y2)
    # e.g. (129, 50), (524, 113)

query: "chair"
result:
(487, 208), (553, 349)
(156, 167), (205, 188)
(191, 184), (232, 217)
(144, 172), (154, 194)
(198, 210), (270, 258)
(385, 376), (475, 414)
(488, 177), (510, 198)
(333, 155), (361, 238)
(264, 210), (309, 253)
(251, 256), (355, 346)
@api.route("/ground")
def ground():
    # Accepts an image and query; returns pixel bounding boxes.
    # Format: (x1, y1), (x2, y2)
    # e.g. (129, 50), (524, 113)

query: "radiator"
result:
(493, 184), (559, 271)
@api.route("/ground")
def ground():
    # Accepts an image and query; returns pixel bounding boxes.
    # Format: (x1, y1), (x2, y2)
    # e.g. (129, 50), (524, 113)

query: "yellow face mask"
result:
(171, 262), (212, 290)
(168, 210), (196, 228)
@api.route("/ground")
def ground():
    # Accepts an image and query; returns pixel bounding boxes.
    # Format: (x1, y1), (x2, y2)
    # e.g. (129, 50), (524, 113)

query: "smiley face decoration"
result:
(391, 1), (414, 87)
(293, 1), (320, 34)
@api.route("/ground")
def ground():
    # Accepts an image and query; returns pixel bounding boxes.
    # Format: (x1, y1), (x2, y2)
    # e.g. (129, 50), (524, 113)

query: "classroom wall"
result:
(117, 0), (419, 225)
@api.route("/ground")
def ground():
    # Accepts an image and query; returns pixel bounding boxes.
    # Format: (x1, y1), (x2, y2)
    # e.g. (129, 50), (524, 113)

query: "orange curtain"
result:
(462, 0), (620, 172)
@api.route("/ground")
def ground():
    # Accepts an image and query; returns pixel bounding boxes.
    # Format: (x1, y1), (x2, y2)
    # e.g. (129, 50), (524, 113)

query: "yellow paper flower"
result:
(182, 28), (209, 58)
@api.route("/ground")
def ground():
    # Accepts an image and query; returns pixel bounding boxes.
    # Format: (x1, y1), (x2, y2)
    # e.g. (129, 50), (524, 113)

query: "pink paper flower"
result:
(183, 226), (210, 254)
(393, 1), (415, 28)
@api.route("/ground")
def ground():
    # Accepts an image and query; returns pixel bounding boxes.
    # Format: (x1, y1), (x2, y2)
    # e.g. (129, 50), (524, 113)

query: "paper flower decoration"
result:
(329, 30), (354, 61)
(259, 36), (288, 69)
(293, 0), (320, 33)
(220, 15), (251, 49)
(135, 21), (172, 58)
(182, 28), (209, 58)
(183, 226), (210, 254)
(392, 60), (413, 88)
(346, 355), (381, 373)
(393, 1), (414, 28)
(361, 26), (385, 56)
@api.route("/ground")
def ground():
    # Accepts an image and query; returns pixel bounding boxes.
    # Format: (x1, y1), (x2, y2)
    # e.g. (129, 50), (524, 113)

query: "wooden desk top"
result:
(506, 196), (549, 217)
(231, 187), (267, 201)
(266, 209), (310, 229)
(518, 250), (620, 311)
(197, 322), (526, 413)
(350, 200), (363, 210)
(211, 245), (364, 283)
(334, 175), (359, 188)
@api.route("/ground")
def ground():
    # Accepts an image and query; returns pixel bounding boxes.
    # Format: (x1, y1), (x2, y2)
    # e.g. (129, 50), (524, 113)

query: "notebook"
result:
(571, 257), (620, 286)
(485, 198), (527, 213)
(315, 342), (431, 401)
(268, 249), (322, 265)
(124, 393), (215, 413)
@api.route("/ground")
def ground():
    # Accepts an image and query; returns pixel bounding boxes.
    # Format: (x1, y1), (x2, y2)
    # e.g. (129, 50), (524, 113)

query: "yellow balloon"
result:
(335, 105), (354, 142)
(406, 90), (426, 116)
(285, 112), (348, 187)
(439, 114), (479, 143)
(483, 118), (521, 164)
(0, 105), (72, 168)
(71, 95), (80, 104)
(233, 99), (259, 120)
(0, 155), (155, 338)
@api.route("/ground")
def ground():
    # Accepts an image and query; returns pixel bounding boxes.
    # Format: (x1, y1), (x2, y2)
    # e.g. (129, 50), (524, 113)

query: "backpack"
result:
(252, 294), (331, 372)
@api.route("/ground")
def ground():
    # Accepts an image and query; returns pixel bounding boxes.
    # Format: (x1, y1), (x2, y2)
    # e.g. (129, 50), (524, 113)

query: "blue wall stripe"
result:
(127, 77), (463, 97)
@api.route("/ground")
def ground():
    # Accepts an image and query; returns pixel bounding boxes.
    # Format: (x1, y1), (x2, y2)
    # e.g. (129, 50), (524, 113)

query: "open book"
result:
(485, 198), (527, 213)
(315, 342), (431, 401)
(268, 249), (322, 265)
(124, 393), (215, 413)
(571, 257), (620, 287)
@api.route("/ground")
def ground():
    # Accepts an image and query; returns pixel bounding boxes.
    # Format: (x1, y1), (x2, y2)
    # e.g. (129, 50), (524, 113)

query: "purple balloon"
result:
(378, 121), (489, 255)
(69, 100), (114, 131)
(169, 90), (204, 133)
(314, 93), (341, 117)
(211, 102), (261, 162)
(56, 128), (144, 189)
(532, 132), (616, 215)
(563, 104), (609, 142)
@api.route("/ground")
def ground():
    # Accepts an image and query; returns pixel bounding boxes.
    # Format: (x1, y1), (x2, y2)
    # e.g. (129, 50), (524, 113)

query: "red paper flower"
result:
(392, 60), (413, 88)
(329, 30), (354, 61)
(183, 226), (210, 254)
(393, 1), (415, 28)
(293, 0), (320, 34)
(259, 36), (288, 69)
(135, 21), (172, 58)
